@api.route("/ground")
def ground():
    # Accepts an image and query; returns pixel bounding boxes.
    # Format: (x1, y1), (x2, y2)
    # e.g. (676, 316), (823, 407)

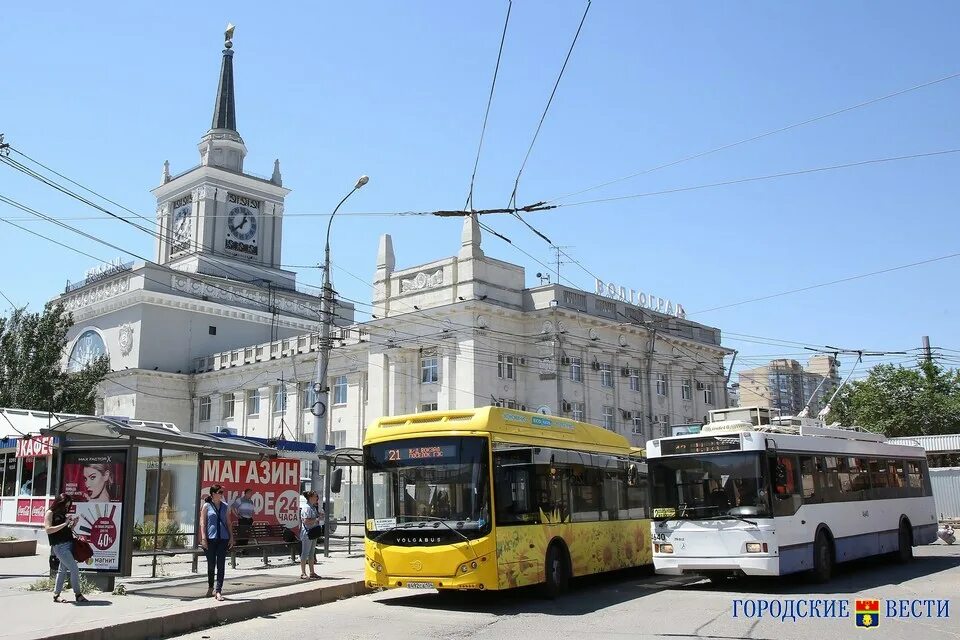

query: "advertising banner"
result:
(16, 436), (54, 459)
(60, 450), (126, 572)
(201, 458), (301, 530)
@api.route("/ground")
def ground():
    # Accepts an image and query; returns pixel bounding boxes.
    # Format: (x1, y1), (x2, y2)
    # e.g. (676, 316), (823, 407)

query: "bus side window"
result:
(906, 460), (922, 494)
(920, 459), (933, 497)
(799, 456), (816, 502)
(771, 455), (801, 516)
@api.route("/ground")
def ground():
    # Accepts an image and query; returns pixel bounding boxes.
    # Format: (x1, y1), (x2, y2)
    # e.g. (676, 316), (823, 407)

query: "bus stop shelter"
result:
(43, 416), (280, 586)
(321, 447), (364, 557)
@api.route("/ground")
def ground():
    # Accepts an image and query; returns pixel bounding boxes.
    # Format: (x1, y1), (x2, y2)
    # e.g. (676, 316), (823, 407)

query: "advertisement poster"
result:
(201, 458), (301, 530)
(15, 498), (48, 524)
(61, 450), (126, 572)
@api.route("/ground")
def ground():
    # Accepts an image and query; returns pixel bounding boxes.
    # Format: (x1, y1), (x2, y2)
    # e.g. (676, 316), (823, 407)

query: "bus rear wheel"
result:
(543, 544), (569, 599)
(896, 520), (913, 563)
(812, 531), (833, 583)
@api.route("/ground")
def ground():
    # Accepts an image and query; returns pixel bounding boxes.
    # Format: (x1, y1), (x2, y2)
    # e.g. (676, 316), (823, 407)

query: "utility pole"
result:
(922, 335), (933, 365)
(311, 176), (369, 498)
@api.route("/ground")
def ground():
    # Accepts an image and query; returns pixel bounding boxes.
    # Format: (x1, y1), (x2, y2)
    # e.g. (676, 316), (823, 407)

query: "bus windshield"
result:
(650, 451), (770, 520)
(364, 436), (490, 541)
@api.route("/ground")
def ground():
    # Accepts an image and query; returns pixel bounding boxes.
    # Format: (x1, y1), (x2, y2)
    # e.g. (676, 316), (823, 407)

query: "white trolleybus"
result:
(647, 407), (937, 582)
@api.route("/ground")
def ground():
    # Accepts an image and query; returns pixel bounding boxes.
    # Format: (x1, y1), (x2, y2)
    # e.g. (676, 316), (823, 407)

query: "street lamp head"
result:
(355, 175), (370, 189)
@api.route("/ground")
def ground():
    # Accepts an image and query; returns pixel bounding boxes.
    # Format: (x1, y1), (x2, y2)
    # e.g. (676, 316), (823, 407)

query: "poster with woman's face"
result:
(61, 451), (126, 572)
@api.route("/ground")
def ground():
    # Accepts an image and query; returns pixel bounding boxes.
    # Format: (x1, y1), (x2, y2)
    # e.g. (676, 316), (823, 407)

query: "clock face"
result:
(227, 205), (258, 242)
(172, 204), (192, 243)
(68, 330), (107, 373)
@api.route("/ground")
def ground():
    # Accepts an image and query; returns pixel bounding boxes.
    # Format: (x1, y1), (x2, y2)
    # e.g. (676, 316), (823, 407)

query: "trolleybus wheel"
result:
(896, 519), (913, 563)
(543, 543), (569, 598)
(812, 530), (833, 583)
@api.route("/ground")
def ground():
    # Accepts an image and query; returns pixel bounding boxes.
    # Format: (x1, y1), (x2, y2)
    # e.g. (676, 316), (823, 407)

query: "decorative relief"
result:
(170, 276), (320, 316)
(373, 282), (386, 300)
(215, 188), (229, 202)
(400, 269), (443, 293)
(118, 323), (135, 356)
(64, 277), (130, 312)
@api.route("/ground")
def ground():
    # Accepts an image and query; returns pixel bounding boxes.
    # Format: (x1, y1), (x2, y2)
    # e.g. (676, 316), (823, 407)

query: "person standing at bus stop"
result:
(199, 484), (233, 600)
(231, 488), (255, 546)
(299, 490), (323, 579)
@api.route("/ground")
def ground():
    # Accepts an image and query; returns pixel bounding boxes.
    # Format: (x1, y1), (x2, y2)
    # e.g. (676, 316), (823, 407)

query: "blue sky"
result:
(1, 1), (958, 382)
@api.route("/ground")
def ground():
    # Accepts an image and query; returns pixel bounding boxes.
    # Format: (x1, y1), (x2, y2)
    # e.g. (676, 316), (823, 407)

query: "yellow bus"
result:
(363, 407), (650, 595)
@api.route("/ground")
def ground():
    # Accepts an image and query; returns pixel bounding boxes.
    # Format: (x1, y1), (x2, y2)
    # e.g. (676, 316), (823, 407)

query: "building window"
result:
(601, 406), (615, 430)
(571, 402), (585, 422)
(703, 383), (714, 405)
(655, 414), (669, 436)
(420, 403), (438, 412)
(301, 382), (316, 410)
(600, 363), (613, 388)
(246, 389), (260, 416)
(273, 385), (287, 414)
(629, 368), (640, 392)
(656, 373), (667, 396)
(569, 357), (582, 383)
(208, 325), (217, 336)
(421, 355), (439, 384)
(498, 354), (515, 380)
(222, 394), (235, 420)
(198, 396), (211, 422)
(631, 415), (644, 434)
(681, 378), (692, 400)
(331, 431), (346, 450)
(333, 375), (348, 405)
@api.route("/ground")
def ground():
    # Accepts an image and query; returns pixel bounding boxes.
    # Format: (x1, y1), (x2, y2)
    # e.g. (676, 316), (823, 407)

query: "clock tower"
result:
(152, 26), (296, 289)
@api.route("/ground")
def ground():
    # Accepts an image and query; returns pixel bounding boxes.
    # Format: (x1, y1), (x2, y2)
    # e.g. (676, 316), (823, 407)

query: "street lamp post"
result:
(311, 175), (369, 499)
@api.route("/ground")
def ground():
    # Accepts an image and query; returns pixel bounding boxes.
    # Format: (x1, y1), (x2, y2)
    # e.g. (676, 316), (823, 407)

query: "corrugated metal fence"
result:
(931, 468), (960, 521)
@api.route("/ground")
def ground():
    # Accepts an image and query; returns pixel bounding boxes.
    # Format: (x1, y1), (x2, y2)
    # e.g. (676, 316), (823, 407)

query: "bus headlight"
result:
(745, 543), (767, 553)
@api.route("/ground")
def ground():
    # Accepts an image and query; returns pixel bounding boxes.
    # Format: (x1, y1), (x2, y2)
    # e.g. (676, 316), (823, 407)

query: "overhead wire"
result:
(465, 0), (512, 212)
(545, 69), (960, 204)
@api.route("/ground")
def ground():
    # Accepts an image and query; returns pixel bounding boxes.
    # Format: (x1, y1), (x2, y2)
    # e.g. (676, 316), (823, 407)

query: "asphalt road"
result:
(178, 544), (960, 640)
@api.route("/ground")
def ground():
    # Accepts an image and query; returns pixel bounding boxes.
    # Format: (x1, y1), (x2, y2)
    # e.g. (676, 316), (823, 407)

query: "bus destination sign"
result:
(380, 444), (459, 462)
(660, 436), (742, 455)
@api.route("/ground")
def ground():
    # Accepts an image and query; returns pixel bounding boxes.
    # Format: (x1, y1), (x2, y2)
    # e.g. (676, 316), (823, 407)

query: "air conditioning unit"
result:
(560, 356), (570, 366)
(562, 401), (572, 412)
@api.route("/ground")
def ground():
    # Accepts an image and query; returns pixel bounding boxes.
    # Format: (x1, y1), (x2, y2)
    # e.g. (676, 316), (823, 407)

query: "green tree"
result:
(0, 302), (108, 414)
(826, 359), (960, 437)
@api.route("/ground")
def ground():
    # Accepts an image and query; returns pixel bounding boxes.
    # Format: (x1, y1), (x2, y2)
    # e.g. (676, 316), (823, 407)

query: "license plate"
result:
(405, 581), (435, 590)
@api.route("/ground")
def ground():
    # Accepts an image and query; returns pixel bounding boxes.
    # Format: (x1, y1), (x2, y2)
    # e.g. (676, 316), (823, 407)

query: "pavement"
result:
(178, 542), (960, 640)
(0, 540), (367, 640)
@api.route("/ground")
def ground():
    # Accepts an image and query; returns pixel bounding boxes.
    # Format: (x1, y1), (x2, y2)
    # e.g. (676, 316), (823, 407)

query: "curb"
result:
(38, 579), (370, 640)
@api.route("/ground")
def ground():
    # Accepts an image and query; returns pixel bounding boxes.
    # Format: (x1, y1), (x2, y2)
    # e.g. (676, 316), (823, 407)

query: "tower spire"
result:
(211, 23), (238, 135)
(199, 24), (247, 171)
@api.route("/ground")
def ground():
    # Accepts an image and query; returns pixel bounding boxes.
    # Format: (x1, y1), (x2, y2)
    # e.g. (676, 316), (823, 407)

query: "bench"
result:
(230, 523), (300, 568)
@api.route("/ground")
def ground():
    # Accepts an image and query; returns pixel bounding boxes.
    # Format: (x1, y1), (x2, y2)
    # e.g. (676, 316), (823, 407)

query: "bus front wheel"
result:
(896, 520), (913, 563)
(543, 544), (569, 598)
(812, 531), (833, 583)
